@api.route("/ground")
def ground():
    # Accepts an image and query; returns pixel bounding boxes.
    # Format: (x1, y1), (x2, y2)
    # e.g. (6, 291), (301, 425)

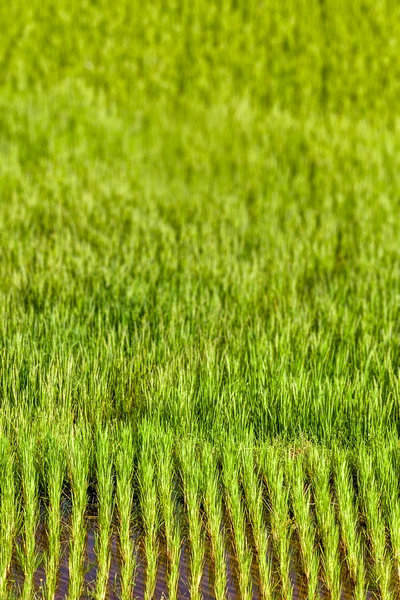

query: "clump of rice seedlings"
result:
(115, 425), (136, 600)
(157, 431), (181, 600)
(222, 442), (253, 600)
(138, 422), (159, 600)
(287, 451), (319, 600)
(241, 444), (273, 600)
(333, 447), (365, 600)
(357, 445), (393, 600)
(0, 437), (17, 598)
(18, 431), (41, 600)
(261, 445), (293, 600)
(94, 426), (114, 600)
(308, 447), (341, 600)
(68, 425), (91, 600)
(201, 442), (227, 600)
(43, 437), (65, 600)
(179, 437), (205, 600)
(375, 441), (400, 585)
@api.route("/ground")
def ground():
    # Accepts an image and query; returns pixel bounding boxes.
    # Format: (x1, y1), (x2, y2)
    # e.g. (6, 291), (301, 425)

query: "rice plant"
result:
(357, 445), (393, 600)
(201, 442), (227, 600)
(241, 443), (273, 600)
(222, 442), (253, 600)
(115, 425), (136, 600)
(67, 425), (91, 600)
(138, 422), (159, 600)
(179, 437), (205, 600)
(307, 447), (341, 600)
(287, 450), (319, 600)
(375, 440), (400, 587)
(18, 430), (41, 600)
(157, 430), (181, 600)
(94, 425), (114, 600)
(43, 436), (65, 600)
(0, 437), (17, 599)
(333, 447), (366, 600)
(261, 445), (293, 600)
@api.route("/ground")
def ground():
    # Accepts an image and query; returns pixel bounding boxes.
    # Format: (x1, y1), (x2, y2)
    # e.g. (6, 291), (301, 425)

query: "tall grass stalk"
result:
(0, 438), (17, 598)
(308, 447), (341, 600)
(18, 432), (40, 600)
(287, 451), (319, 600)
(94, 426), (114, 600)
(261, 445), (293, 600)
(179, 437), (205, 600)
(241, 444), (273, 600)
(115, 425), (136, 600)
(357, 445), (393, 600)
(43, 438), (65, 600)
(67, 426), (91, 600)
(222, 443), (253, 600)
(333, 448), (365, 600)
(138, 423), (159, 600)
(201, 442), (227, 600)
(157, 431), (181, 600)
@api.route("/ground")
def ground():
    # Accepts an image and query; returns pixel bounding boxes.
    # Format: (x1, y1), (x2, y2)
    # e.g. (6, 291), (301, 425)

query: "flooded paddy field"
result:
(8, 514), (376, 600)
(3, 0), (400, 599)
(2, 439), (397, 600)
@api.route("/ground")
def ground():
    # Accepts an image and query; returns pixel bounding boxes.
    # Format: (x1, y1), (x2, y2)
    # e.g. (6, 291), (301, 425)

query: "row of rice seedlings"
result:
(157, 431), (181, 600)
(201, 442), (227, 600)
(179, 438), (205, 600)
(18, 433), (40, 600)
(241, 445), (273, 600)
(222, 443), (253, 600)
(287, 451), (319, 600)
(260, 446), (293, 600)
(375, 442), (400, 586)
(0, 437), (17, 599)
(138, 423), (159, 600)
(307, 448), (341, 600)
(68, 426), (91, 600)
(333, 448), (366, 600)
(357, 445), (393, 599)
(115, 425), (136, 600)
(43, 438), (65, 600)
(94, 426), (114, 600)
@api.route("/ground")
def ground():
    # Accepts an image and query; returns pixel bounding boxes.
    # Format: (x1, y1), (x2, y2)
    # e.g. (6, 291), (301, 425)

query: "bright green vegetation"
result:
(2, 0), (400, 597)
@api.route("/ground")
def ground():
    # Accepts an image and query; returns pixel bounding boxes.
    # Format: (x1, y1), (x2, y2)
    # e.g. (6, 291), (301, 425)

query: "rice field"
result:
(1, 0), (400, 598)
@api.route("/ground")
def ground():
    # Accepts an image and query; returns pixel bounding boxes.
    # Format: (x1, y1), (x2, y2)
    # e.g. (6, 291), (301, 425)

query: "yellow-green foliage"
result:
(2, 1), (400, 597)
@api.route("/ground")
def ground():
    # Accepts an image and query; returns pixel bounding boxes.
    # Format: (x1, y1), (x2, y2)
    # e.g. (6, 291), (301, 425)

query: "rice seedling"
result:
(67, 425), (91, 600)
(357, 445), (393, 600)
(157, 430), (181, 600)
(179, 437), (205, 600)
(0, 437), (17, 599)
(222, 442), (253, 600)
(94, 425), (114, 600)
(201, 441), (227, 600)
(333, 447), (366, 600)
(115, 425), (136, 600)
(241, 443), (273, 600)
(375, 440), (400, 587)
(261, 445), (293, 600)
(287, 450), (319, 600)
(42, 435), (66, 600)
(18, 430), (41, 600)
(138, 422), (159, 600)
(307, 447), (341, 600)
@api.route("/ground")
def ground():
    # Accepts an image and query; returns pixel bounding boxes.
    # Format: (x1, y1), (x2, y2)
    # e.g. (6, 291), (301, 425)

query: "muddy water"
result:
(9, 516), (376, 600)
